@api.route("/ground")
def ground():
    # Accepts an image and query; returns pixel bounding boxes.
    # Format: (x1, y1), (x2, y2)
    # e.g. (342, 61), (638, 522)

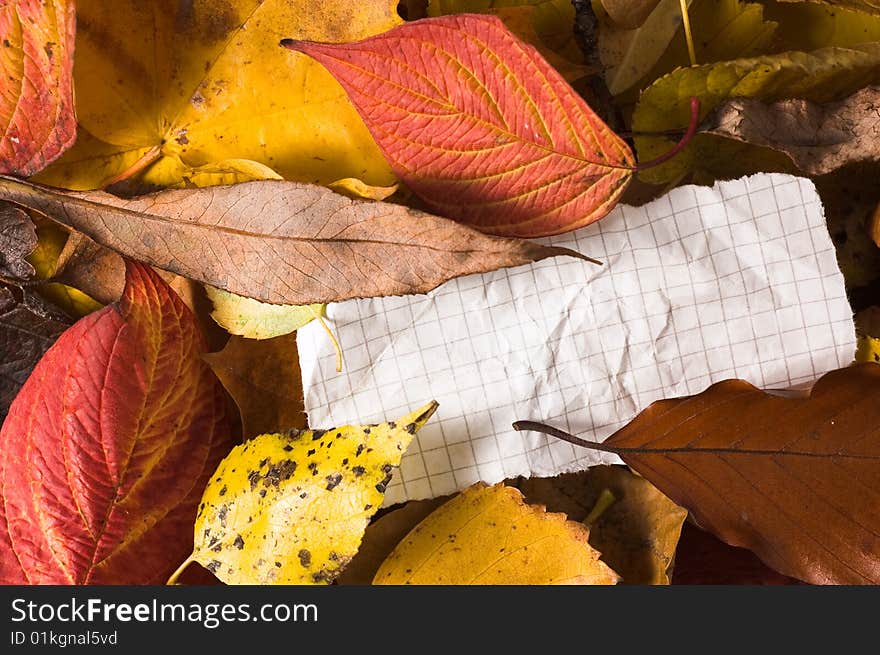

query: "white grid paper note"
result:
(297, 174), (857, 505)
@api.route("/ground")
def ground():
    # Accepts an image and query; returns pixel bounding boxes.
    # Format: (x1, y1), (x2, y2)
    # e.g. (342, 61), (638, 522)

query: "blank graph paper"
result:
(297, 174), (857, 505)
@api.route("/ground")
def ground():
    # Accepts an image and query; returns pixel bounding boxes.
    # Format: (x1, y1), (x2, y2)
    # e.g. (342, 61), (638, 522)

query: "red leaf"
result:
(283, 14), (634, 237)
(672, 523), (800, 585)
(0, 0), (77, 176)
(0, 262), (233, 584)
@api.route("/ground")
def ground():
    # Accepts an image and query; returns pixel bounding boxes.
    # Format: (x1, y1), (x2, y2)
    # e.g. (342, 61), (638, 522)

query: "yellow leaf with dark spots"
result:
(183, 402), (439, 585)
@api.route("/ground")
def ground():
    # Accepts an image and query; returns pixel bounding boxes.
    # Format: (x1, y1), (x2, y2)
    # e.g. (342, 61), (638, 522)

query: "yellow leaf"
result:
(764, 1), (880, 51)
(182, 402), (439, 585)
(778, 0), (880, 16)
(516, 466), (687, 584)
(601, 0), (777, 98)
(26, 221), (102, 316)
(633, 44), (880, 184)
(206, 286), (324, 340)
(327, 178), (398, 201)
(174, 159), (283, 188)
(36, 0), (400, 190)
(373, 483), (620, 585)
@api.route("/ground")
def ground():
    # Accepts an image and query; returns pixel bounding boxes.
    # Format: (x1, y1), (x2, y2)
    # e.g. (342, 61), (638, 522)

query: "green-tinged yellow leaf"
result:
(777, 0), (880, 17)
(633, 44), (880, 184)
(184, 402), (439, 585)
(35, 0), (401, 191)
(601, 0), (776, 97)
(373, 483), (620, 585)
(764, 1), (880, 51)
(207, 286), (324, 340)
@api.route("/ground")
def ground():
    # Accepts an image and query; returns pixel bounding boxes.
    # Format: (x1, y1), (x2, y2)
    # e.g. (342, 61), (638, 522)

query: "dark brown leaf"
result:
(0, 285), (70, 422)
(516, 364), (880, 584)
(672, 522), (800, 585)
(703, 87), (880, 176)
(0, 202), (37, 280)
(0, 176), (595, 305)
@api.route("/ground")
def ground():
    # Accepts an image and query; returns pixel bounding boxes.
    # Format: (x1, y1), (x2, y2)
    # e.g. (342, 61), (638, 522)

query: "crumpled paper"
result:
(297, 174), (856, 505)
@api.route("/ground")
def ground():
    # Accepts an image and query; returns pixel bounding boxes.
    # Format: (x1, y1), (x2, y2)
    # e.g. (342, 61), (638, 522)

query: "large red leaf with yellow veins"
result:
(0, 0), (76, 176)
(0, 262), (232, 584)
(284, 14), (633, 238)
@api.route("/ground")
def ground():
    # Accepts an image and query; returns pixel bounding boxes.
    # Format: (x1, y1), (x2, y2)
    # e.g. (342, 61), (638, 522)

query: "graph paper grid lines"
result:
(297, 174), (857, 505)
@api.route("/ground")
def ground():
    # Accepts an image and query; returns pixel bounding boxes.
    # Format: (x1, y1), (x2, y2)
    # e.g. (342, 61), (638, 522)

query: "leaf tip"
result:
(398, 400), (439, 431)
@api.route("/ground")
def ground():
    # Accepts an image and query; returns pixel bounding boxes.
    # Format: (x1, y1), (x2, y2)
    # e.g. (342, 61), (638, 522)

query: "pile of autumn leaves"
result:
(0, 0), (879, 586)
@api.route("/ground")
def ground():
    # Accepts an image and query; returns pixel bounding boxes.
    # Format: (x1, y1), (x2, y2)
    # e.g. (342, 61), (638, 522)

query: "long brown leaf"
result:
(0, 176), (593, 305)
(515, 364), (880, 585)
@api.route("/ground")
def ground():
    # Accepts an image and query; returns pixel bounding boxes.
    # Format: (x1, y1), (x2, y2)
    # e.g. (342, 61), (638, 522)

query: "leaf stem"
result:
(511, 420), (619, 454)
(100, 145), (162, 189)
(166, 555), (195, 585)
(583, 488), (616, 527)
(634, 97), (701, 172)
(310, 306), (343, 372)
(679, 0), (697, 66)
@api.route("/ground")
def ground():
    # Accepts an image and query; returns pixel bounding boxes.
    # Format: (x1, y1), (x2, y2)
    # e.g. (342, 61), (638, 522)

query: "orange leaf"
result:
(516, 364), (880, 585)
(0, 0), (76, 176)
(284, 14), (634, 237)
(0, 263), (233, 584)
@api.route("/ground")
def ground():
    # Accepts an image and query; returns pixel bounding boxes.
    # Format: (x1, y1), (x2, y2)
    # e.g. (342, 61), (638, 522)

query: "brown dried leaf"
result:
(51, 233), (125, 305)
(0, 203), (37, 280)
(599, 0), (663, 28)
(515, 466), (687, 584)
(0, 177), (592, 305)
(595, 364), (880, 584)
(703, 87), (880, 176)
(0, 286), (70, 423)
(202, 333), (307, 439)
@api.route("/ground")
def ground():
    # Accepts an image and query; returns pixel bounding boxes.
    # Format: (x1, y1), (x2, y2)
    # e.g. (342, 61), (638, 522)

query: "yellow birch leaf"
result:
(36, 0), (400, 191)
(633, 44), (880, 184)
(207, 286), (324, 340)
(373, 483), (620, 585)
(182, 402), (439, 585)
(327, 178), (398, 201)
